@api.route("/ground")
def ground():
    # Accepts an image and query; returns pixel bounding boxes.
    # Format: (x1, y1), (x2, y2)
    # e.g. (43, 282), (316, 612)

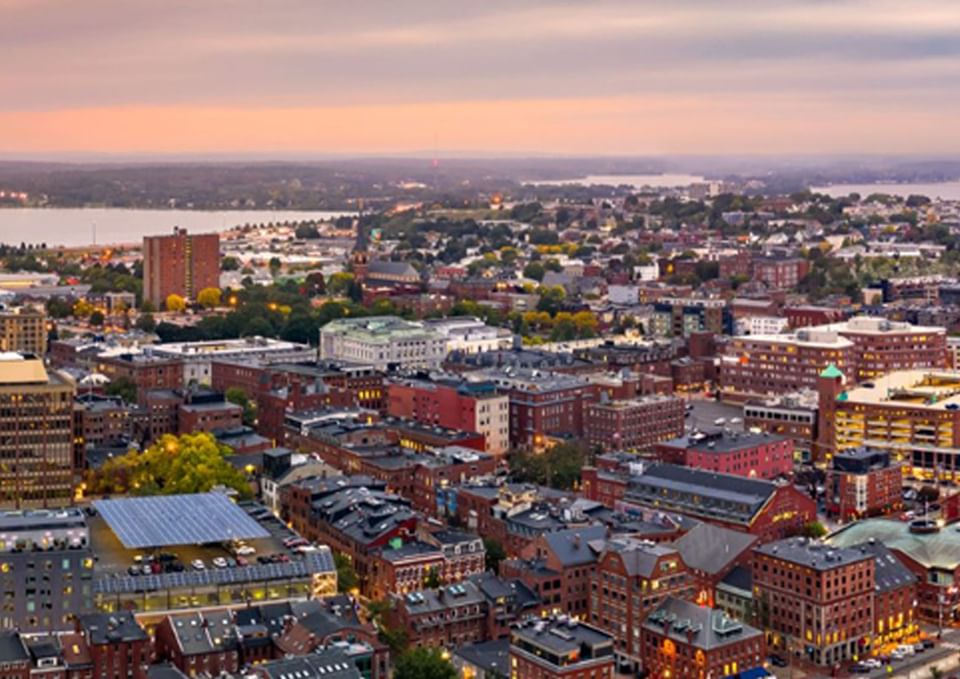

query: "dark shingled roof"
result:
(644, 597), (763, 651)
(672, 523), (759, 576)
(0, 632), (28, 664)
(755, 537), (872, 571)
(455, 639), (510, 677)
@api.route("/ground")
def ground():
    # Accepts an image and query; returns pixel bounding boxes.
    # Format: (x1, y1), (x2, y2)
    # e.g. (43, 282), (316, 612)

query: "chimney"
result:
(572, 533), (581, 549)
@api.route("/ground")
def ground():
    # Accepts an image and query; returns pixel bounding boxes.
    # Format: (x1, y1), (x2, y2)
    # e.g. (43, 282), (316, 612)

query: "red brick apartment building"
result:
(143, 228), (219, 308)
(76, 613), (151, 679)
(509, 618), (615, 679)
(753, 538), (875, 667)
(386, 376), (510, 457)
(154, 611), (239, 677)
(584, 395), (685, 452)
(642, 598), (766, 679)
(826, 448), (903, 521)
(97, 353), (182, 404)
(653, 430), (794, 480)
(752, 256), (810, 290)
(588, 538), (694, 670)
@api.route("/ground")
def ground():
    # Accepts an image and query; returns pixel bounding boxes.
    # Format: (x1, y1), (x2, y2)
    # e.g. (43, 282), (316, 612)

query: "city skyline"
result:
(4, 0), (960, 156)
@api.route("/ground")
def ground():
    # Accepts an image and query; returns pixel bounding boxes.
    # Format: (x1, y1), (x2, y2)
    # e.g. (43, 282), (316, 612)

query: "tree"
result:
(225, 387), (257, 426)
(88, 432), (252, 498)
(221, 256), (241, 271)
(394, 647), (456, 679)
(536, 285), (566, 314)
(197, 287), (222, 309)
(89, 310), (105, 327)
(483, 538), (506, 573)
(72, 299), (95, 318)
(334, 552), (359, 593)
(136, 313), (156, 333)
(802, 521), (828, 539)
(509, 441), (587, 490)
(268, 256), (282, 276)
(327, 272), (355, 297)
(165, 294), (187, 312)
(522, 261), (545, 281)
(105, 376), (137, 404)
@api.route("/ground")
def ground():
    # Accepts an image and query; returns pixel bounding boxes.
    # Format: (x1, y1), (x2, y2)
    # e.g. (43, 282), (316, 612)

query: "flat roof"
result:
(842, 370), (960, 410)
(0, 353), (49, 384)
(93, 494), (270, 549)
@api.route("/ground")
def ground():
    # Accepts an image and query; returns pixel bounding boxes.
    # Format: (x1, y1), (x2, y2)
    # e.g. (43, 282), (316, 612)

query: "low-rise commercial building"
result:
(319, 317), (447, 370)
(826, 448), (903, 521)
(509, 617), (615, 679)
(653, 430), (794, 480)
(584, 396), (684, 452)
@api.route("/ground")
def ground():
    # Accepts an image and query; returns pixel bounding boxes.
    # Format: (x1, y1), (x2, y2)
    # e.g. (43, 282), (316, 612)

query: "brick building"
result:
(0, 306), (47, 355)
(743, 391), (818, 463)
(97, 353), (182, 405)
(588, 538), (694, 670)
(752, 256), (810, 290)
(76, 613), (151, 679)
(154, 611), (239, 677)
(753, 538), (875, 667)
(653, 430), (794, 480)
(642, 598), (766, 679)
(509, 618), (615, 679)
(826, 448), (903, 521)
(386, 376), (509, 457)
(143, 228), (220, 308)
(672, 523), (759, 609)
(584, 396), (684, 452)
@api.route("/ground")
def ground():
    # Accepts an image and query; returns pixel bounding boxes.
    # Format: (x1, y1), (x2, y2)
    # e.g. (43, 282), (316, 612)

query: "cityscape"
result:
(4, 3), (960, 679)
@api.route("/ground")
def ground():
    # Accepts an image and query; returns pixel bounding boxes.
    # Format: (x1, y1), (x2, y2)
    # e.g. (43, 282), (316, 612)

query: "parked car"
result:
(235, 545), (256, 556)
(923, 639), (936, 649)
(191, 559), (205, 571)
(768, 655), (788, 668)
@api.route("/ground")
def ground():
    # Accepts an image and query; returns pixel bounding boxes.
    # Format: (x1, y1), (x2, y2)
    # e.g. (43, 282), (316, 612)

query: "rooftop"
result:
(827, 519), (960, 571)
(0, 352), (50, 385)
(841, 370), (960, 410)
(643, 597), (762, 651)
(659, 429), (787, 454)
(755, 536), (872, 570)
(320, 316), (441, 343)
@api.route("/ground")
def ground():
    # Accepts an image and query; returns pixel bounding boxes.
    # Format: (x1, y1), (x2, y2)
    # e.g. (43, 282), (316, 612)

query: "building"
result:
(653, 430), (794, 480)
(753, 537), (874, 667)
(176, 392), (242, 435)
(588, 538), (694, 670)
(0, 509), (92, 632)
(469, 368), (600, 448)
(509, 617), (614, 679)
(96, 352), (182, 404)
(651, 298), (732, 338)
(743, 391), (818, 462)
(816, 367), (960, 476)
(859, 541), (919, 650)
(827, 518), (960, 624)
(0, 306), (47, 355)
(151, 338), (314, 386)
(386, 376), (510, 457)
(154, 610), (239, 677)
(752, 256), (810, 290)
(452, 639), (510, 679)
(252, 647), (363, 679)
(500, 525), (606, 620)
(719, 328), (854, 402)
(672, 523), (758, 609)
(143, 228), (219, 308)
(423, 317), (514, 355)
(76, 613), (151, 679)
(641, 597), (765, 679)
(583, 396), (684, 452)
(318, 317), (446, 370)
(826, 448), (903, 521)
(387, 580), (488, 649)
(0, 353), (75, 507)
(831, 316), (947, 381)
(734, 315), (790, 336)
(590, 464), (815, 543)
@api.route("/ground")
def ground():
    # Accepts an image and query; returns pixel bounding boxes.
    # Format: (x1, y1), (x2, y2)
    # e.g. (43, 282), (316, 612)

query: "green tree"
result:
(334, 552), (359, 593)
(88, 432), (252, 498)
(197, 287), (222, 308)
(394, 647), (456, 679)
(221, 256), (241, 271)
(135, 313), (156, 333)
(327, 272), (355, 296)
(105, 376), (137, 404)
(536, 285), (566, 314)
(483, 538), (506, 573)
(89, 310), (105, 327)
(268, 256), (283, 276)
(225, 387), (257, 426)
(509, 441), (587, 490)
(522, 261), (545, 281)
(802, 521), (828, 539)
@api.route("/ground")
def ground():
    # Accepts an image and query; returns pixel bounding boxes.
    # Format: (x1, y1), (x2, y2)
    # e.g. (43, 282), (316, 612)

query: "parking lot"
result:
(685, 398), (745, 433)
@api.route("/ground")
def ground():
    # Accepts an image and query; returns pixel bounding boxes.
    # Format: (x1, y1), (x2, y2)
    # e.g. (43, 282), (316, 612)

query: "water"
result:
(0, 208), (354, 248)
(812, 181), (960, 201)
(527, 173), (707, 189)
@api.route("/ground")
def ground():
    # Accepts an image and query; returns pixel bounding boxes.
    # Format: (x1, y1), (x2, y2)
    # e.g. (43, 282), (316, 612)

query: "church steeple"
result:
(351, 218), (369, 283)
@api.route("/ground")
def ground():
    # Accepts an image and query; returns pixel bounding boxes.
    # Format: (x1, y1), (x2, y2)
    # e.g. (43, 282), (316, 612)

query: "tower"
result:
(351, 218), (369, 284)
(814, 363), (846, 463)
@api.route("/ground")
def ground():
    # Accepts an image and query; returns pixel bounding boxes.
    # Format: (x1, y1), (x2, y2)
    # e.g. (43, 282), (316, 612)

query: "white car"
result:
(714, 417), (726, 425)
(235, 545), (256, 556)
(730, 417), (742, 425)
(212, 557), (228, 568)
(863, 659), (882, 669)
(191, 559), (205, 571)
(890, 650), (906, 661)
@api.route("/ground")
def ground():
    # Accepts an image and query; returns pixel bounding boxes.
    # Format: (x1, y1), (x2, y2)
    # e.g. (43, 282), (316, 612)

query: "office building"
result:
(509, 617), (615, 679)
(143, 228), (220, 308)
(826, 448), (903, 521)
(584, 396), (684, 452)
(754, 538), (874, 667)
(653, 430), (794, 480)
(319, 317), (446, 370)
(0, 306), (47, 355)
(0, 353), (75, 507)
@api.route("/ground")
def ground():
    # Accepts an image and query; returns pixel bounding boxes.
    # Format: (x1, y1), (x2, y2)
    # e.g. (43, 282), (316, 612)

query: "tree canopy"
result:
(88, 432), (252, 498)
(393, 648), (456, 679)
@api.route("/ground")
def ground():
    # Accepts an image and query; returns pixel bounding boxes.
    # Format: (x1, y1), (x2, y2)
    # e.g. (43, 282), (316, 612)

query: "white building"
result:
(735, 316), (790, 336)
(150, 336), (314, 385)
(319, 316), (447, 370)
(608, 285), (640, 306)
(424, 317), (514, 355)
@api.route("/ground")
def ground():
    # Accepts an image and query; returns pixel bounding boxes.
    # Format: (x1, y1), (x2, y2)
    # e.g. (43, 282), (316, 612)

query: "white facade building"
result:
(319, 316), (447, 370)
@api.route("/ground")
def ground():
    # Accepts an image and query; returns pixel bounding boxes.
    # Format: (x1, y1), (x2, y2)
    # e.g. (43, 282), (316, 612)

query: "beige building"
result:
(0, 353), (75, 507)
(0, 306), (47, 355)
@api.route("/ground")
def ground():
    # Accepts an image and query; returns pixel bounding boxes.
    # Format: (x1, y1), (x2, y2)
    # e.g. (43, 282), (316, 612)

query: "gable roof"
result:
(672, 523), (759, 575)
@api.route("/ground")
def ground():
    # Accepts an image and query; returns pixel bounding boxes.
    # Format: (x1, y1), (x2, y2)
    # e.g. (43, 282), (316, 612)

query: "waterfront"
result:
(812, 180), (960, 201)
(0, 208), (352, 247)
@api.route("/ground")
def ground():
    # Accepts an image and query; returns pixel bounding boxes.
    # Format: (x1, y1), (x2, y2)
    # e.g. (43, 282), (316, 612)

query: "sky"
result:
(3, 0), (960, 157)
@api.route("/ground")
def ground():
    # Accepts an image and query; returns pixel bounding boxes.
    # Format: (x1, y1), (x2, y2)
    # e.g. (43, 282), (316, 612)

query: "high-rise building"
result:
(0, 306), (47, 355)
(142, 227), (220, 308)
(0, 353), (75, 507)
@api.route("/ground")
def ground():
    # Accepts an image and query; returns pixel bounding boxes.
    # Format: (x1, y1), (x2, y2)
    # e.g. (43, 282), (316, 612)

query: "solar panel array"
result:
(93, 494), (271, 549)
(93, 551), (335, 595)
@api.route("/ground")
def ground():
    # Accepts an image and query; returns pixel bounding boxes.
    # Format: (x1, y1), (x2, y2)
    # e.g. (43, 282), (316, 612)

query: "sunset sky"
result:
(3, 0), (960, 157)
